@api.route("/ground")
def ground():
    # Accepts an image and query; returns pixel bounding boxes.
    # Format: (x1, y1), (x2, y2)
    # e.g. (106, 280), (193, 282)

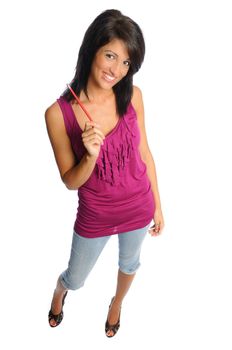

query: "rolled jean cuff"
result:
(59, 272), (84, 291)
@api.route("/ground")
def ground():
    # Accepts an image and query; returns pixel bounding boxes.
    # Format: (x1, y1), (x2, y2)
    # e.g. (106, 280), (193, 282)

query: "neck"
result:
(85, 81), (114, 104)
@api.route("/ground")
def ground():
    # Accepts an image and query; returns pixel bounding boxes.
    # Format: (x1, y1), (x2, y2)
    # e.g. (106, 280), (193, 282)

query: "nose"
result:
(109, 60), (122, 77)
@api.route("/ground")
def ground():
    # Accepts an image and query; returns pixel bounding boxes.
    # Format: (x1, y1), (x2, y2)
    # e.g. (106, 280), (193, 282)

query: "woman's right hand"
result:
(81, 121), (105, 158)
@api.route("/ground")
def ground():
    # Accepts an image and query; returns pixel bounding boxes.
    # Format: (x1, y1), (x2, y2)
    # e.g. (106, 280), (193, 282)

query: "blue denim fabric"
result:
(60, 224), (149, 290)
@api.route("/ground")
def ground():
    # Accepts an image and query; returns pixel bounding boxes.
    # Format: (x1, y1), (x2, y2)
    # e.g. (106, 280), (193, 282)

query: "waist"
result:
(77, 178), (154, 220)
(75, 184), (155, 237)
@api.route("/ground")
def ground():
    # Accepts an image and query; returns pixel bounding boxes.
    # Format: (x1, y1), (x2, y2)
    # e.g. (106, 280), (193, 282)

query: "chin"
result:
(99, 75), (120, 89)
(99, 81), (115, 90)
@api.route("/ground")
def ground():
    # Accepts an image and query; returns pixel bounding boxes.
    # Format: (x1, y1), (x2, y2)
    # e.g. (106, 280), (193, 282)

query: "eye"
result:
(105, 53), (115, 60)
(123, 60), (131, 67)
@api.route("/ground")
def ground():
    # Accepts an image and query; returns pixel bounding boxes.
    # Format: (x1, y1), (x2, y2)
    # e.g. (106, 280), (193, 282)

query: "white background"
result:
(0, 0), (231, 348)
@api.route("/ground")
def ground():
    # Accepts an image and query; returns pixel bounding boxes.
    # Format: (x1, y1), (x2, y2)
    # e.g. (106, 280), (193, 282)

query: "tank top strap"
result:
(57, 96), (76, 139)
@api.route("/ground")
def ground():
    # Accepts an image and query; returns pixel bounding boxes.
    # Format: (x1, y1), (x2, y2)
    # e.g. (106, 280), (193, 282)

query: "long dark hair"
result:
(61, 9), (145, 116)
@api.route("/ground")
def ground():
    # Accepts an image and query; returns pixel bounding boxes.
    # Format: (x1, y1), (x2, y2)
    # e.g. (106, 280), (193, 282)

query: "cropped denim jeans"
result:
(60, 224), (150, 290)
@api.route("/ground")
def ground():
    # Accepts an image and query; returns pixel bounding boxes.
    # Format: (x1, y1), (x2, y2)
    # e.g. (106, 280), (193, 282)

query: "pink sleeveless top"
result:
(57, 96), (155, 238)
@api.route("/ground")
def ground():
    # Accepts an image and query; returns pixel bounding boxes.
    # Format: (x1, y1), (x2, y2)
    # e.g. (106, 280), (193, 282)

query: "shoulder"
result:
(45, 100), (62, 123)
(131, 87), (151, 159)
(44, 100), (69, 145)
(45, 100), (65, 131)
(131, 85), (144, 112)
(131, 85), (144, 116)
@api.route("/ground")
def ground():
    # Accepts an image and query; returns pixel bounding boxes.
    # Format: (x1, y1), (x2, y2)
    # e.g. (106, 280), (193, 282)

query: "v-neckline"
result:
(68, 100), (124, 139)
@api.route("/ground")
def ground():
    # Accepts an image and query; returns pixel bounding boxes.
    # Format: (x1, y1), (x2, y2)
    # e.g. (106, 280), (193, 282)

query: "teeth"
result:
(104, 73), (115, 81)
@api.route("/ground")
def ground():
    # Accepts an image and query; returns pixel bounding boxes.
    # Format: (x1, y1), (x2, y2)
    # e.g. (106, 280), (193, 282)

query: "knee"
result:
(118, 256), (141, 275)
(60, 272), (85, 291)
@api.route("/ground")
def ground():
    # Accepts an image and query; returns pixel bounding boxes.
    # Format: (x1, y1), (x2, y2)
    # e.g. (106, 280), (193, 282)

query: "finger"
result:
(84, 121), (101, 130)
(83, 125), (105, 139)
(84, 126), (105, 139)
(83, 134), (104, 145)
(84, 121), (105, 136)
(149, 229), (160, 235)
(150, 229), (161, 237)
(148, 222), (160, 231)
(82, 130), (104, 141)
(84, 122), (92, 131)
(148, 223), (161, 236)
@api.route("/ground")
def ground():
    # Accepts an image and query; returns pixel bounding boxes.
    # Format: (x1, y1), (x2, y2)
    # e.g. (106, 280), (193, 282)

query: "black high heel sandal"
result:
(48, 291), (68, 327)
(105, 297), (121, 337)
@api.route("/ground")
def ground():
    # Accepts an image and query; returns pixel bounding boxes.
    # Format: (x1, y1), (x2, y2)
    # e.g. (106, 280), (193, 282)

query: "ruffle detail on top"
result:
(96, 109), (137, 186)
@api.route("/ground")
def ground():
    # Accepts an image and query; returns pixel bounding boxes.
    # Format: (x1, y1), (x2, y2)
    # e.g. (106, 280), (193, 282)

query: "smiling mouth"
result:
(103, 72), (116, 83)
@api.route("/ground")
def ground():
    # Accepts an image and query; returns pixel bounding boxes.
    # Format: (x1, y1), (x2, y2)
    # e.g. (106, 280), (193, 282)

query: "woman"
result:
(45, 9), (164, 337)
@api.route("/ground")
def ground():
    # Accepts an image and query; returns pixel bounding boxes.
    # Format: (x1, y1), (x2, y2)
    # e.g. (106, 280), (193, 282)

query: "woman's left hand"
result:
(148, 208), (165, 236)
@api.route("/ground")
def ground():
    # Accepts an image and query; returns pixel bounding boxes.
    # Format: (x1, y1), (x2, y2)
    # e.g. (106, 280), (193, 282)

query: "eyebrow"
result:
(104, 49), (130, 61)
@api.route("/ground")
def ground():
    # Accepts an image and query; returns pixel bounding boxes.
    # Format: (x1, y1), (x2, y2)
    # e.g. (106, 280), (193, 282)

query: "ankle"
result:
(112, 297), (122, 308)
(53, 287), (66, 301)
(55, 279), (67, 295)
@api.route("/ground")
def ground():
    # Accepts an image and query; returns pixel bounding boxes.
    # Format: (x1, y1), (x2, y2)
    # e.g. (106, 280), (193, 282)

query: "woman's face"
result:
(89, 38), (131, 90)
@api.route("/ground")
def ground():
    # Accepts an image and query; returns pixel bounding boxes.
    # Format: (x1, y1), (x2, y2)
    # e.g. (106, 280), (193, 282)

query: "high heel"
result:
(105, 297), (121, 337)
(48, 291), (68, 327)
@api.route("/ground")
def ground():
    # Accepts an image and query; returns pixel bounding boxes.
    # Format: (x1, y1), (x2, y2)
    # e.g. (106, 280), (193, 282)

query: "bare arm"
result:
(131, 86), (162, 209)
(132, 86), (164, 234)
(44, 102), (104, 190)
(62, 153), (98, 190)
